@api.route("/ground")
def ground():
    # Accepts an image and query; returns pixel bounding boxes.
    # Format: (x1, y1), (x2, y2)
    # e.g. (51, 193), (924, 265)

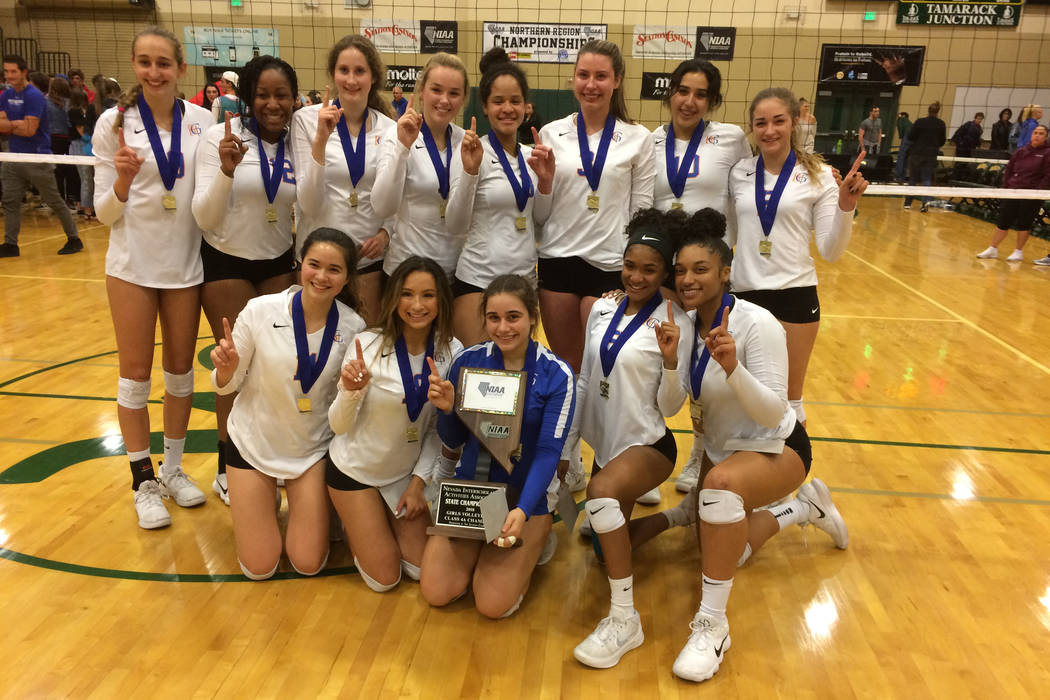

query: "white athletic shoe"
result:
(797, 478), (849, 549)
(564, 469), (587, 494)
(537, 529), (558, 566)
(134, 480), (172, 529)
(578, 514), (593, 538)
(636, 486), (661, 505)
(675, 456), (701, 492)
(158, 463), (206, 507)
(976, 246), (998, 259)
(1034, 255), (1050, 267)
(212, 472), (230, 506)
(1006, 249), (1024, 262)
(672, 612), (731, 682)
(664, 487), (698, 528)
(573, 609), (644, 668)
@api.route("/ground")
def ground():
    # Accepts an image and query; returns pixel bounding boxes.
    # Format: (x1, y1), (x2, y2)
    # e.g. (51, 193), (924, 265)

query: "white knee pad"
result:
(354, 556), (400, 592)
(164, 369), (195, 398)
(400, 559), (421, 581)
(291, 550), (329, 577)
(698, 489), (746, 525)
(585, 497), (625, 534)
(239, 558), (278, 581)
(789, 398), (806, 424)
(117, 377), (151, 409)
(498, 593), (524, 619)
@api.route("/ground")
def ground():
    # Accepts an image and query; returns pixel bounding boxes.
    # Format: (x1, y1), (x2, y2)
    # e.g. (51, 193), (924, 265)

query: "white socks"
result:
(699, 575), (734, 620)
(163, 436), (185, 471)
(609, 575), (634, 617)
(771, 499), (809, 531)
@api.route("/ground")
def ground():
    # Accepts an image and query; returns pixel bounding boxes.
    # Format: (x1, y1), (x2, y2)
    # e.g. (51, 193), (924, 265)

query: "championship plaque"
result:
(427, 479), (508, 542)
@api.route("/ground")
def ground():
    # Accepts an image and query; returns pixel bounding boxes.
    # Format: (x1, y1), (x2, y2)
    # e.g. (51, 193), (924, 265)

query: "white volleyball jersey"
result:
(94, 101), (212, 288)
(535, 114), (655, 271)
(192, 117), (297, 260)
(327, 330), (463, 487)
(728, 156), (852, 292)
(214, 287), (365, 479)
(291, 106), (397, 268)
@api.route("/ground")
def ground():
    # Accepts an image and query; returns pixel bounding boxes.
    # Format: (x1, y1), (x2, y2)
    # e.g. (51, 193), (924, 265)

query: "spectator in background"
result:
(201, 83), (219, 112)
(67, 87), (95, 219)
(795, 98), (817, 154)
(46, 76), (79, 207)
(211, 70), (243, 122)
(29, 71), (50, 94)
(950, 111), (983, 179)
(894, 111), (912, 182)
(858, 105), (882, 155)
(68, 69), (95, 103)
(305, 89), (321, 106)
(990, 108), (1012, 152)
(391, 84), (408, 116)
(902, 101), (946, 213)
(518, 101), (543, 145)
(1016, 105), (1042, 150)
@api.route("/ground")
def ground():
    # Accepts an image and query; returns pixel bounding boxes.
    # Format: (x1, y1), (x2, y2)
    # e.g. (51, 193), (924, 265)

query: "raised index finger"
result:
(846, 149), (866, 178)
(720, 305), (732, 331)
(222, 316), (233, 342)
(323, 85), (330, 108)
(224, 110), (231, 138)
(118, 126), (126, 149)
(355, 337), (363, 362)
(470, 116), (477, 134)
(426, 356), (439, 377)
(666, 300), (675, 324)
(532, 127), (542, 146)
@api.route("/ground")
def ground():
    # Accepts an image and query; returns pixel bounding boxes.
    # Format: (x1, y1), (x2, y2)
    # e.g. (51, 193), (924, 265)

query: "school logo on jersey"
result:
(612, 131), (623, 142)
(706, 134), (719, 145)
(671, 155), (700, 178)
(645, 317), (659, 328)
(188, 122), (202, 136)
(333, 331), (344, 343)
(793, 172), (808, 184)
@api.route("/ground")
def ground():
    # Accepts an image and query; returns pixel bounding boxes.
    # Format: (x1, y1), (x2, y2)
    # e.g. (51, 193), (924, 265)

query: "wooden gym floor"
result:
(1, 197), (1049, 698)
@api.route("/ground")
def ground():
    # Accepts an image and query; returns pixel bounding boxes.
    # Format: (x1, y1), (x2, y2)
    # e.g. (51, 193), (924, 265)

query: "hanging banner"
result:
(897, 1), (1022, 27)
(360, 19), (422, 53)
(386, 65), (420, 92)
(482, 22), (607, 63)
(183, 27), (279, 66)
(694, 27), (736, 61)
(421, 21), (458, 54)
(818, 44), (926, 86)
(640, 72), (674, 101)
(632, 26), (695, 59)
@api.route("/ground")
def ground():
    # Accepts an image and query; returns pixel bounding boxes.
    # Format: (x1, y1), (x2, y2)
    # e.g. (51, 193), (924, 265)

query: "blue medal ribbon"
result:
(136, 93), (182, 191)
(395, 331), (435, 422)
(665, 120), (705, 200)
(250, 118), (286, 205)
(291, 290), (340, 395)
(421, 121), (452, 200)
(576, 112), (615, 193)
(487, 131), (533, 212)
(599, 293), (663, 378)
(334, 102), (367, 189)
(690, 292), (735, 399)
(754, 150), (797, 238)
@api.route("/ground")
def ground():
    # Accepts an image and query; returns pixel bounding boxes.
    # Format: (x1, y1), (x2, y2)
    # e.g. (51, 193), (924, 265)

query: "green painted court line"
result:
(666, 429), (1050, 455)
(0, 437), (61, 446)
(807, 400), (1050, 420)
(0, 390), (163, 405)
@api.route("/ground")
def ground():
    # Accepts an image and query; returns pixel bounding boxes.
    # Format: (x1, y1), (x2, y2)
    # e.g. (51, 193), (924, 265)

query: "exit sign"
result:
(864, 11), (876, 20)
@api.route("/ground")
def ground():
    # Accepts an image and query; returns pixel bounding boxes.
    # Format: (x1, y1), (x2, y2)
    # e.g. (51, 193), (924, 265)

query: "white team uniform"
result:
(728, 156), (852, 292)
(652, 121), (751, 247)
(291, 105), (397, 269)
(328, 330), (463, 487)
(192, 117), (297, 260)
(569, 296), (691, 468)
(94, 100), (212, 287)
(536, 114), (655, 271)
(372, 124), (467, 276)
(451, 137), (548, 287)
(211, 287), (366, 479)
(682, 299), (796, 465)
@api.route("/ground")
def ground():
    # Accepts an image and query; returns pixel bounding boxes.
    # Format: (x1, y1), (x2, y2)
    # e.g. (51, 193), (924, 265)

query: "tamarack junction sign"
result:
(897, 1), (1022, 27)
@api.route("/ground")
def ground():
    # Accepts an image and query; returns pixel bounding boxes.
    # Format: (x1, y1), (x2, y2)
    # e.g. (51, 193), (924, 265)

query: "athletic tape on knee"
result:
(117, 377), (151, 409)
(699, 489), (746, 525)
(291, 550), (329, 577)
(498, 593), (524, 619)
(354, 556), (400, 592)
(400, 559), (421, 581)
(789, 398), (806, 424)
(585, 497), (625, 534)
(163, 369), (195, 398)
(239, 558), (278, 581)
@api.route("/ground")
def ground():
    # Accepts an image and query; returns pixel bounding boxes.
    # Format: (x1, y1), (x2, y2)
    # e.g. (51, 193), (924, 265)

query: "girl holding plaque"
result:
(534, 39), (656, 374)
(729, 87), (866, 429)
(92, 27), (213, 529)
(193, 55), (300, 506)
(656, 209), (847, 683)
(651, 59), (752, 494)
(291, 35), (396, 324)
(422, 275), (576, 619)
(571, 210), (691, 669)
(209, 228), (366, 580)
(449, 47), (556, 346)
(372, 53), (472, 279)
(326, 256), (462, 592)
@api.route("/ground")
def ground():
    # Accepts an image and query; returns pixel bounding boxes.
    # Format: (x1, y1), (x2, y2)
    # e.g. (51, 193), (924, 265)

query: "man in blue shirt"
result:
(391, 85), (408, 117)
(0, 54), (82, 256)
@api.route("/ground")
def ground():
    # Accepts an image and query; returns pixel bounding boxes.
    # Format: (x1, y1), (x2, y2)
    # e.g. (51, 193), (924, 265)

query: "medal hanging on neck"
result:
(251, 118), (286, 223)
(577, 112), (615, 213)
(291, 289), (339, 413)
(754, 150), (797, 257)
(335, 102), (367, 209)
(598, 293), (663, 400)
(666, 120), (705, 210)
(488, 131), (534, 232)
(137, 93), (182, 210)
(421, 121), (452, 218)
(689, 292), (734, 423)
(395, 331), (435, 443)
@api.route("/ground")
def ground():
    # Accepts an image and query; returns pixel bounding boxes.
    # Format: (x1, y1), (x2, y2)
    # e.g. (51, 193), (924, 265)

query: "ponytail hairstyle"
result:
(478, 46), (528, 104)
(69, 87), (89, 113)
(575, 40), (632, 124)
(48, 76), (71, 106)
(481, 275), (540, 337)
(326, 34), (391, 119)
(375, 256), (455, 355)
(747, 87), (824, 186)
(114, 26), (185, 132)
(672, 207), (733, 273)
(299, 228), (362, 312)
(237, 55), (298, 136)
(928, 101), (942, 117)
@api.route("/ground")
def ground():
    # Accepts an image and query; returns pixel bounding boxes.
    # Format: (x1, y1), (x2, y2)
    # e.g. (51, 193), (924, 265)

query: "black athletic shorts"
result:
(358, 259), (384, 275)
(590, 427), (678, 474)
(325, 457), (372, 491)
(538, 256), (622, 298)
(996, 198), (1043, 231)
(201, 239), (295, 285)
(451, 275), (485, 298)
(783, 421), (813, 475)
(225, 437), (259, 472)
(735, 286), (820, 324)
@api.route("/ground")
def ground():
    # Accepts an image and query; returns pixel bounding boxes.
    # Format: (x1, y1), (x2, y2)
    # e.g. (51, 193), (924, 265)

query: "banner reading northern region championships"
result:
(483, 22), (607, 63)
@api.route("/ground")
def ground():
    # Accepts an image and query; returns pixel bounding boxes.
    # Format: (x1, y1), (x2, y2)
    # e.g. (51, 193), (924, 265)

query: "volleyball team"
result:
(96, 26), (867, 682)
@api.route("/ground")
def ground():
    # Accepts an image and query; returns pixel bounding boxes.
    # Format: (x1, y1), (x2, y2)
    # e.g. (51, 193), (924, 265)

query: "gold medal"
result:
(161, 194), (176, 210)
(349, 191), (359, 208)
(296, 397), (312, 413)
(671, 201), (684, 210)
(265, 205), (278, 223)
(599, 379), (610, 399)
(405, 426), (419, 442)
(586, 194), (600, 213)
(759, 239), (773, 257)
(514, 215), (527, 231)
(439, 201), (447, 218)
